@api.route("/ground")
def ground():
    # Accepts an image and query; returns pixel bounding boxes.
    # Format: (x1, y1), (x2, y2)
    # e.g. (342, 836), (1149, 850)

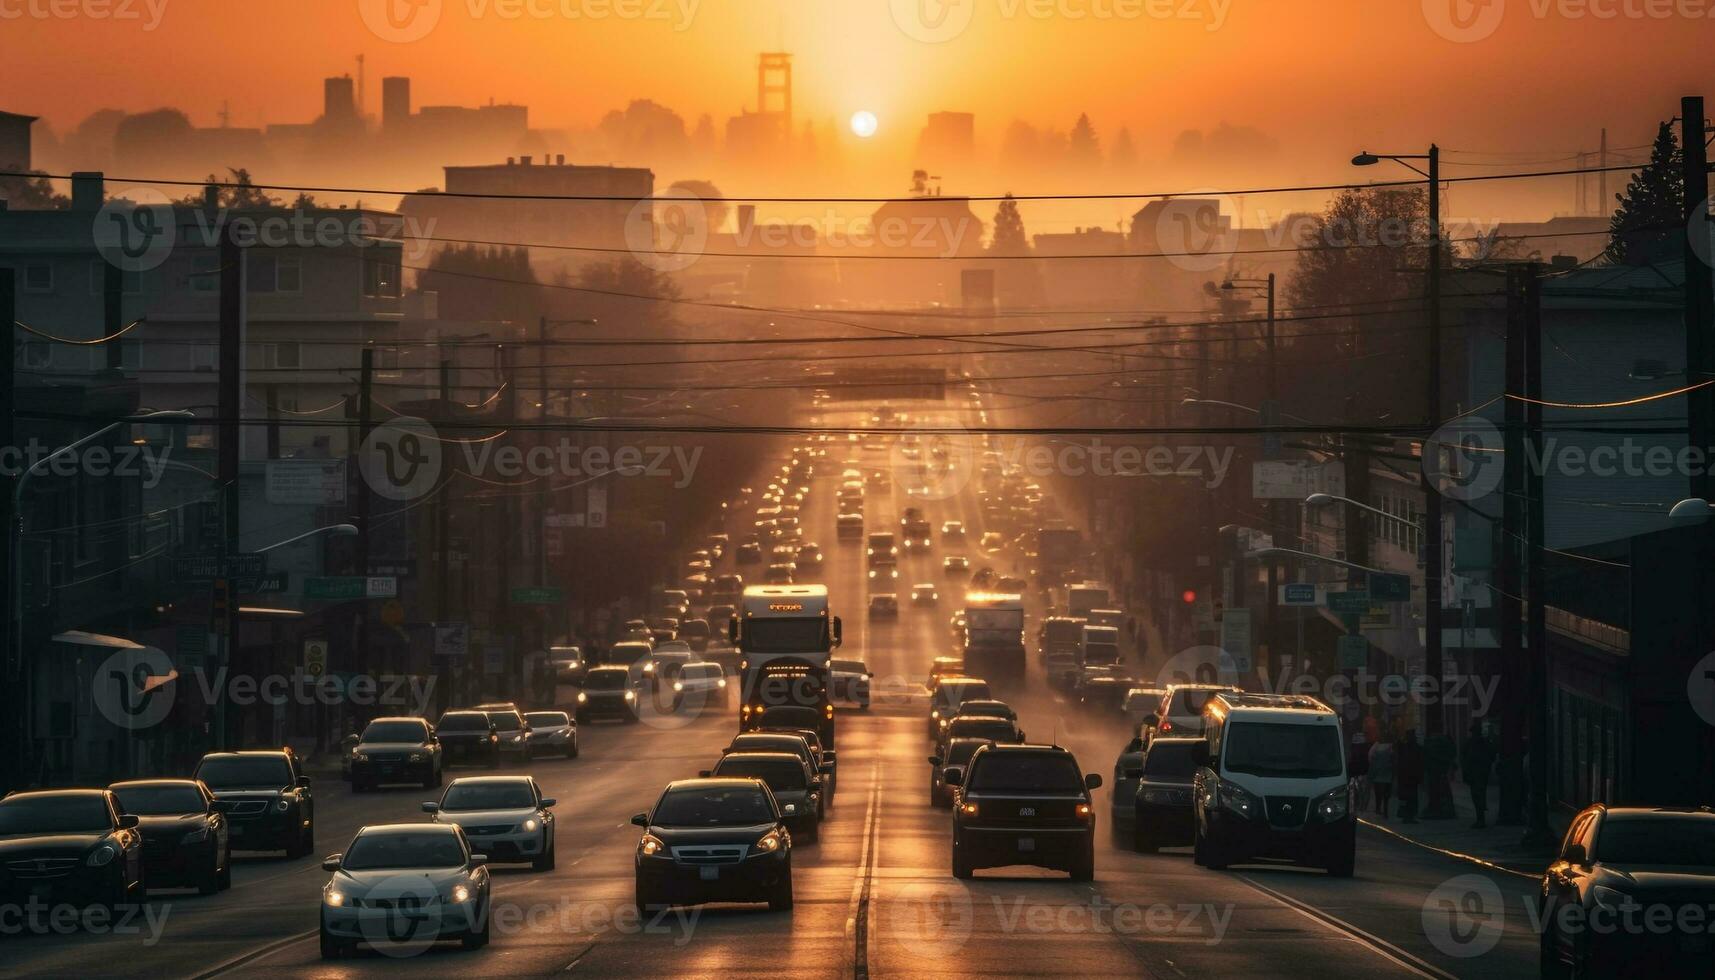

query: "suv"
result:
(1191, 693), (1354, 876)
(193, 749), (316, 857)
(1144, 683), (1242, 743)
(948, 744), (1102, 880)
(349, 717), (443, 790)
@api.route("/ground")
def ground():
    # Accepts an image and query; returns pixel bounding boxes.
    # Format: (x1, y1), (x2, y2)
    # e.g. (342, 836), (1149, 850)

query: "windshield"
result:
(361, 721), (427, 743)
(714, 758), (808, 791)
(1169, 689), (1222, 719)
(831, 660), (865, 673)
(934, 682), (991, 709)
(608, 644), (651, 665)
(950, 719), (1016, 741)
(744, 618), (827, 653)
(112, 785), (204, 815)
(1222, 723), (1344, 778)
(1084, 644), (1120, 665)
(1045, 622), (1083, 643)
(525, 712), (568, 728)
(488, 712), (523, 732)
(682, 665), (721, 680)
(585, 670), (629, 691)
(342, 831), (465, 870)
(653, 788), (775, 826)
(1597, 817), (1715, 865)
(437, 713), (489, 732)
(731, 737), (807, 759)
(680, 621), (709, 637)
(196, 756), (291, 788)
(441, 782), (535, 811)
(968, 755), (1085, 793)
(947, 740), (988, 765)
(0, 796), (112, 834)
(1143, 742), (1200, 778)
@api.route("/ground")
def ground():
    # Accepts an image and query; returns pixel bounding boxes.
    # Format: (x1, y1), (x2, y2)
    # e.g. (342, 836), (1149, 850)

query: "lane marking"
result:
(845, 763), (883, 980)
(1235, 873), (1455, 980)
(1358, 818), (1539, 879)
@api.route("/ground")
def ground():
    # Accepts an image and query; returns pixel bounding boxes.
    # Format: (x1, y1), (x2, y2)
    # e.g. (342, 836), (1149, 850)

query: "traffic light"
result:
(1181, 589), (1198, 604)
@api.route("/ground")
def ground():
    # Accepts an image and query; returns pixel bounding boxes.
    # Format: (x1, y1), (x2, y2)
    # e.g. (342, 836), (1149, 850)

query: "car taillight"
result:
(1159, 720), (1173, 732)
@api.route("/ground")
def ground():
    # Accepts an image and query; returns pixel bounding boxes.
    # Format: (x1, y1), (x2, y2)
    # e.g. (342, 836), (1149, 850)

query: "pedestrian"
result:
(1368, 737), (1395, 819)
(1396, 729), (1424, 824)
(1460, 720), (1497, 829)
(1347, 733), (1371, 812)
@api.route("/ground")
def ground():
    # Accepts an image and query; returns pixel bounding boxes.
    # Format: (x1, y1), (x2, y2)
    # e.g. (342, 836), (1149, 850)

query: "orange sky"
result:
(7, 0), (1713, 216)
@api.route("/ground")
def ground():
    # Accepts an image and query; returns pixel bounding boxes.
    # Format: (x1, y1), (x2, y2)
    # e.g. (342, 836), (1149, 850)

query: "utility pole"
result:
(1497, 263), (1532, 826)
(1, 269), (18, 793)
(1522, 262), (1553, 847)
(435, 354), (453, 714)
(356, 348), (375, 679)
(104, 260), (124, 370)
(215, 224), (246, 750)
(1682, 96), (1713, 504)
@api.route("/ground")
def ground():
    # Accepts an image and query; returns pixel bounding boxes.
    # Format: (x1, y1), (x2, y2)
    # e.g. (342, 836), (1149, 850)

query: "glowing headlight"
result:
(782, 803), (796, 814)
(181, 828), (209, 844)
(577, 692), (587, 703)
(1075, 804), (1092, 818)
(754, 830), (783, 853)
(450, 883), (472, 904)
(324, 887), (346, 907)
(87, 845), (118, 867)
(1316, 785), (1350, 821)
(624, 691), (636, 701)
(522, 817), (540, 833)
(960, 803), (978, 815)
(717, 678), (727, 688)
(640, 833), (667, 856)
(673, 682), (684, 693)
(644, 662), (656, 674)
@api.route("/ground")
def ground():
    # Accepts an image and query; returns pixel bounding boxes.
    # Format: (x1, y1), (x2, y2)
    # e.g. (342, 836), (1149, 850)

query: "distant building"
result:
(918, 111), (975, 172)
(1032, 226), (1127, 309)
(0, 109), (36, 172)
(382, 76), (412, 133)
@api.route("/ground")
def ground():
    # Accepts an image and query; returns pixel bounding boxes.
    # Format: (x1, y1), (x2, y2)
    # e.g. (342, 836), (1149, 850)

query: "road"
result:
(5, 395), (1545, 978)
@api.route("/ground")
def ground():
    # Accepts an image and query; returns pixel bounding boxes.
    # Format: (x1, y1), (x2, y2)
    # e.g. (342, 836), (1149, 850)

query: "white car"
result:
(647, 647), (696, 685)
(910, 583), (940, 605)
(672, 662), (729, 709)
(423, 775), (558, 872)
(523, 711), (578, 759)
(319, 824), (491, 958)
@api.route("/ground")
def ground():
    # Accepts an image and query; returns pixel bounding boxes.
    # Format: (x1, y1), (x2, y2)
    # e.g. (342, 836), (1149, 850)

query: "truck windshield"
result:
(1084, 643), (1120, 665)
(1222, 723), (1344, 779)
(745, 618), (826, 652)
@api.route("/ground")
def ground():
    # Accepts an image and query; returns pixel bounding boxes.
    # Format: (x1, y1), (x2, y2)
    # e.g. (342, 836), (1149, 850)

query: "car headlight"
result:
(1315, 785), (1350, 821)
(449, 882), (473, 904)
(717, 678), (727, 688)
(930, 710), (940, 719)
(782, 803), (797, 814)
(1217, 778), (1259, 819)
(960, 802), (978, 815)
(1076, 803), (1093, 818)
(644, 662), (656, 673)
(509, 734), (523, 743)
(1592, 885), (1634, 913)
(181, 828), (209, 844)
(577, 692), (588, 703)
(673, 682), (684, 692)
(640, 833), (667, 857)
(87, 845), (118, 867)
(754, 830), (783, 853)
(275, 798), (292, 812)
(522, 817), (540, 833)
(624, 691), (636, 701)
(324, 886), (346, 907)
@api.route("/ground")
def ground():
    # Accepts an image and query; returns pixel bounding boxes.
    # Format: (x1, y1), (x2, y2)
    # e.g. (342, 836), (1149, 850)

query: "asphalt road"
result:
(3, 396), (1545, 978)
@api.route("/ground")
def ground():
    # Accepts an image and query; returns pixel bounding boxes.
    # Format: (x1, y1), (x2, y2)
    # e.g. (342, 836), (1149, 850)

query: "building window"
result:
(276, 256), (302, 293)
(21, 341), (52, 369)
(364, 254), (401, 297)
(257, 341), (302, 370)
(247, 254), (304, 294)
(22, 264), (52, 292)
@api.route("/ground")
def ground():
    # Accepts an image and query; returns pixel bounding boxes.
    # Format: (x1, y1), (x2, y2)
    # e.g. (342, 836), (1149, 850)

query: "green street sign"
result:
(304, 577), (366, 601)
(1327, 591), (1371, 614)
(1368, 572), (1411, 603)
(509, 587), (566, 606)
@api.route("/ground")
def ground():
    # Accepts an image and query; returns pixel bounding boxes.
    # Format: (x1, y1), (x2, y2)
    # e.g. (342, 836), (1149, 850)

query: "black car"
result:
(948, 744), (1101, 881)
(706, 753), (823, 843)
(578, 666), (642, 723)
(632, 778), (795, 912)
(928, 737), (992, 808)
(436, 711), (502, 767)
(109, 779), (231, 894)
(0, 789), (144, 912)
(1540, 805), (1715, 976)
(486, 709), (533, 765)
(751, 703), (836, 751)
(194, 750), (315, 857)
(936, 715), (1025, 759)
(1125, 737), (1200, 852)
(349, 717), (443, 791)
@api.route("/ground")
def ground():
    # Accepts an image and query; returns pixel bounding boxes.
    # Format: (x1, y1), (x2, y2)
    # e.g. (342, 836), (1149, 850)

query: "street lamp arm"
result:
(1252, 546), (1388, 577)
(13, 410), (197, 510)
(1305, 492), (1422, 528)
(250, 523), (360, 554)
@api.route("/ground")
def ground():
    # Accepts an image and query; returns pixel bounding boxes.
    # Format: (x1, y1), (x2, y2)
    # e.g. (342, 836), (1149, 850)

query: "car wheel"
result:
(533, 834), (557, 872)
(634, 873), (664, 913)
(566, 741), (578, 759)
(462, 903), (490, 950)
(320, 927), (345, 960)
(219, 844), (233, 890)
(1132, 826), (1156, 854)
(198, 848), (222, 895)
(768, 870), (795, 912)
(1070, 840), (1095, 882)
(951, 840), (974, 879)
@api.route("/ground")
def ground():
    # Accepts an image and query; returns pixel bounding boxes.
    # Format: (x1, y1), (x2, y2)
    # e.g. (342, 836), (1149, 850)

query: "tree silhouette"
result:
(1604, 121), (1683, 267)
(1069, 113), (1101, 170)
(990, 195), (1029, 255)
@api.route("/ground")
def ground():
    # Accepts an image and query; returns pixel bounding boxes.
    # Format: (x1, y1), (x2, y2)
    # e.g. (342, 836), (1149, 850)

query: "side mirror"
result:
(942, 767), (963, 786)
(296, 776), (312, 789)
(321, 854), (342, 872)
(1084, 773), (1104, 791)
(831, 616), (843, 646)
(421, 802), (440, 814)
(117, 814), (140, 830)
(822, 750), (838, 763)
(630, 812), (650, 827)
(728, 617), (739, 644)
(469, 854), (488, 867)
(1563, 843), (1588, 866)
(540, 798), (557, 808)
(1142, 713), (1159, 729)
(698, 770), (712, 778)
(927, 756), (943, 767)
(1124, 767), (1143, 780)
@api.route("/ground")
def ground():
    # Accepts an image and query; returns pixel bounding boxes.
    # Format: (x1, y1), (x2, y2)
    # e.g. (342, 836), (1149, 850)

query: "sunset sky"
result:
(7, 0), (1712, 221)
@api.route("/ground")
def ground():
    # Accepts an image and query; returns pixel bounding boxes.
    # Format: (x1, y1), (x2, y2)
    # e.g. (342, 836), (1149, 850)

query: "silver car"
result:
(423, 776), (558, 872)
(523, 711), (579, 759)
(319, 824), (491, 959)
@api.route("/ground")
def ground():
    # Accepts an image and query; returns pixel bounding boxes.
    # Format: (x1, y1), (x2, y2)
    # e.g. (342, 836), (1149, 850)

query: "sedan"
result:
(705, 753), (823, 843)
(423, 776), (557, 871)
(320, 825), (491, 958)
(869, 593), (899, 618)
(1126, 737), (1200, 852)
(943, 555), (971, 577)
(110, 779), (232, 894)
(0, 790), (143, 912)
(349, 717), (443, 791)
(632, 779), (795, 912)
(736, 542), (764, 564)
(524, 711), (579, 759)
(941, 520), (967, 541)
(910, 583), (940, 606)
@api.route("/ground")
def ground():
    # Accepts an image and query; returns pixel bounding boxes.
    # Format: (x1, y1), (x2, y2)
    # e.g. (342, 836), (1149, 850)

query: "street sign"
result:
(510, 587), (566, 606)
(1327, 590), (1372, 614)
(1368, 572), (1412, 602)
(1337, 635), (1368, 669)
(236, 571), (289, 594)
(433, 623), (469, 661)
(303, 639), (328, 678)
(173, 553), (267, 582)
(265, 460), (347, 505)
(1192, 597), (1215, 632)
(1220, 608), (1252, 672)
(366, 576), (398, 598)
(303, 575), (392, 601)
(1280, 583), (1318, 606)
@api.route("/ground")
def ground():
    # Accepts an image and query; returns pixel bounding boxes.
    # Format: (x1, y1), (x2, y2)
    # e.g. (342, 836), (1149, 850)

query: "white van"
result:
(1190, 693), (1354, 876)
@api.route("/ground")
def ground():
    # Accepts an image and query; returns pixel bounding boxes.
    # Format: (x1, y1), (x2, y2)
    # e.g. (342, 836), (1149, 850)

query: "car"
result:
(706, 752), (824, 842)
(943, 555), (971, 577)
(830, 658), (871, 710)
(194, 750), (316, 857)
(942, 699), (1018, 731)
(109, 779), (233, 895)
(424, 775), (558, 871)
(705, 603), (737, 627)
(868, 593), (899, 618)
(0, 789), (144, 913)
(1044, 650), (1081, 691)
(319, 824), (491, 958)
(928, 656), (965, 688)
(761, 726), (838, 803)
(484, 708), (533, 765)
(1123, 687), (1168, 727)
(436, 710), (502, 768)
(1539, 805), (1715, 975)
(349, 716), (443, 790)
(578, 666), (642, 723)
(970, 566), (998, 589)
(724, 732), (826, 804)
(736, 542), (764, 564)
(910, 583), (940, 606)
(1144, 683), (1243, 743)
(948, 744), (1101, 880)
(632, 779), (796, 912)
(548, 645), (588, 684)
(524, 711), (579, 758)
(927, 677), (991, 738)
(1076, 675), (1133, 715)
(764, 562), (796, 585)
(979, 531), (1005, 552)
(941, 520), (966, 541)
(935, 714), (1025, 758)
(795, 544), (824, 570)
(996, 575), (1028, 593)
(1126, 737), (1200, 852)
(928, 737), (992, 807)
(606, 640), (656, 680)
(677, 618), (712, 652)
(648, 646), (697, 687)
(1191, 693), (1353, 877)
(868, 559), (899, 582)
(672, 662), (729, 710)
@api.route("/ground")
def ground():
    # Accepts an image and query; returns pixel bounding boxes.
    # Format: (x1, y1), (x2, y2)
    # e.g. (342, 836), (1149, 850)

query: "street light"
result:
(1306, 492), (1424, 530)
(1669, 497), (1712, 522)
(250, 523), (359, 554)
(1252, 546), (1387, 577)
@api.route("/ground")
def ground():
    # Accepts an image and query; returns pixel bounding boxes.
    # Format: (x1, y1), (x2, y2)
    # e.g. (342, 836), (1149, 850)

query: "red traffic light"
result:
(1181, 589), (1198, 604)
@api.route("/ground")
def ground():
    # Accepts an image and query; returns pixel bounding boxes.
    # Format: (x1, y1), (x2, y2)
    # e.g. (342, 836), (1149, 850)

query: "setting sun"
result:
(849, 110), (878, 139)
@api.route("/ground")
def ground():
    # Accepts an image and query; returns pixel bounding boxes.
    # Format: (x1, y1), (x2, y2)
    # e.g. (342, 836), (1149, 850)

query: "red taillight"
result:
(1160, 720), (1173, 732)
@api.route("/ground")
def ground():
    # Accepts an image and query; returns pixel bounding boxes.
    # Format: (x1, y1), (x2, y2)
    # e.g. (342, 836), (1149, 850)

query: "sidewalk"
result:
(1358, 775), (1562, 875)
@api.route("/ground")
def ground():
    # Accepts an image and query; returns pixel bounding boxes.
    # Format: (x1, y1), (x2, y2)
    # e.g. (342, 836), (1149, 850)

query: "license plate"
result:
(699, 866), (720, 881)
(1017, 838), (1035, 852)
(1018, 807), (1036, 817)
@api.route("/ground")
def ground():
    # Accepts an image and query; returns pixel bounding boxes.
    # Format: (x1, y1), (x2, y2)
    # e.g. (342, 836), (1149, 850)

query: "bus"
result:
(962, 591), (1026, 688)
(730, 585), (842, 746)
